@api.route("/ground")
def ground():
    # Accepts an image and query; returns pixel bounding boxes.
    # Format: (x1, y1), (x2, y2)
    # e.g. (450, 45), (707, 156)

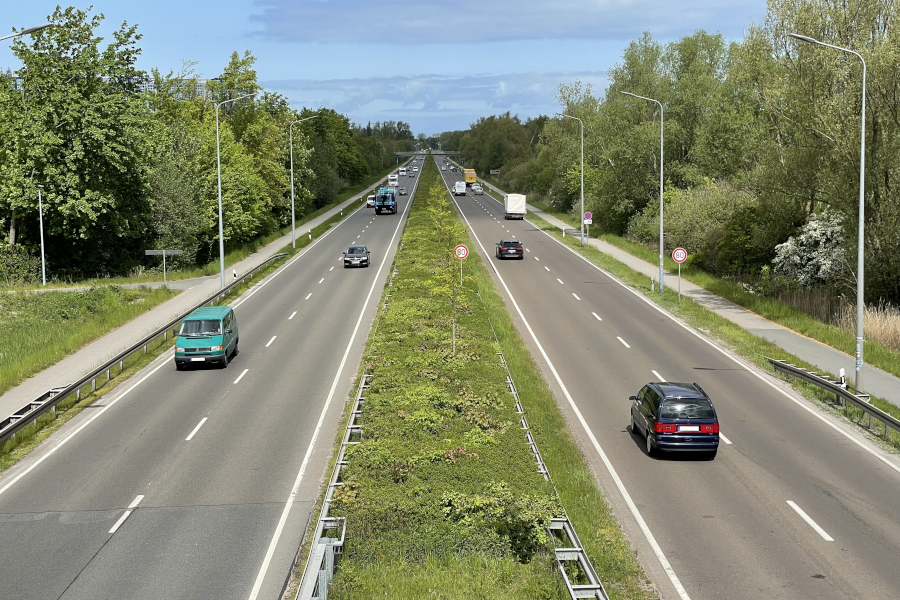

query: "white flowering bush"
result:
(772, 210), (846, 286)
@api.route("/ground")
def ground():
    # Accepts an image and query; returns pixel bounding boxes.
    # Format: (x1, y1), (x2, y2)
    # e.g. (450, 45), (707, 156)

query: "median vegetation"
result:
(327, 157), (653, 598)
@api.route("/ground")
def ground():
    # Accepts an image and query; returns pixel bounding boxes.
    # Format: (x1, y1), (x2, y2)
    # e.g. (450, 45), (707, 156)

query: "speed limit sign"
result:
(454, 244), (469, 260)
(672, 248), (687, 263)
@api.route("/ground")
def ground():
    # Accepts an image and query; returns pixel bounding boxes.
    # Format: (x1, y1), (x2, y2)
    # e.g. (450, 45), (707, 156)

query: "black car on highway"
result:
(495, 239), (523, 260)
(343, 245), (370, 268)
(630, 382), (719, 457)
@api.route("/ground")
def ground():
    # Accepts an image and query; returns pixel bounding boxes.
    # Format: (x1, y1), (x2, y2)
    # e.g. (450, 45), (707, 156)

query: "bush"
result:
(0, 245), (41, 286)
(773, 209), (847, 287)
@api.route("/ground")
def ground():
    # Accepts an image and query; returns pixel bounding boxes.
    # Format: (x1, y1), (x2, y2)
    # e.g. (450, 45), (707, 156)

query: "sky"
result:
(1, 1), (768, 135)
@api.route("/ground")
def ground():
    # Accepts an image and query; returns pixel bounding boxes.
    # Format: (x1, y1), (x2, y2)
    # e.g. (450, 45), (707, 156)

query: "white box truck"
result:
(454, 181), (466, 196)
(504, 194), (526, 219)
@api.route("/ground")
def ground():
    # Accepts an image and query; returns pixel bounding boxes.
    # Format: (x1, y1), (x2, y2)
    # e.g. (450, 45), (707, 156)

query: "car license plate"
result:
(677, 425), (700, 432)
(507, 250), (517, 253)
(190, 357), (205, 362)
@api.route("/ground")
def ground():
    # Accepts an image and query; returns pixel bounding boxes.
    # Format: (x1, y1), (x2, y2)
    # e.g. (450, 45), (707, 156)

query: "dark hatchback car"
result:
(343, 245), (370, 268)
(495, 239), (523, 259)
(630, 382), (719, 458)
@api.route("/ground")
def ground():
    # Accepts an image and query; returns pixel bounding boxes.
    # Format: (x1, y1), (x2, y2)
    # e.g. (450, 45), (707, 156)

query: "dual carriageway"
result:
(0, 156), (897, 600)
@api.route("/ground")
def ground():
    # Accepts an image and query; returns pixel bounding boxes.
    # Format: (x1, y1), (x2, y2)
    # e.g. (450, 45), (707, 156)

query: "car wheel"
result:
(646, 434), (656, 456)
(631, 412), (641, 436)
(221, 355), (229, 369)
(232, 340), (239, 357)
(176, 362), (184, 371)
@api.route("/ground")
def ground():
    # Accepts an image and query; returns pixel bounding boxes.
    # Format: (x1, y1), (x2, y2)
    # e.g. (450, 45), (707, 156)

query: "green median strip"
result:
(321, 157), (654, 598)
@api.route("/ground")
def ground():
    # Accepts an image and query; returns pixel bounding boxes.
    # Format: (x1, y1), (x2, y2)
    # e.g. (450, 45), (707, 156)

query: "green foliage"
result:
(0, 244), (41, 285)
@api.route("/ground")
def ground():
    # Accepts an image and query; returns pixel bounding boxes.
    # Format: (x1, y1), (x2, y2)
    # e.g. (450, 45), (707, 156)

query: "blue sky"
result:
(1, 1), (767, 134)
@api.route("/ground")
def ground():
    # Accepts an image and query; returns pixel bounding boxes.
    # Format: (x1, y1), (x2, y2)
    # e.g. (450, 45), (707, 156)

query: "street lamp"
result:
(215, 92), (256, 289)
(0, 23), (53, 41)
(557, 113), (585, 246)
(622, 91), (665, 293)
(789, 32), (867, 391)
(289, 115), (318, 249)
(37, 185), (46, 286)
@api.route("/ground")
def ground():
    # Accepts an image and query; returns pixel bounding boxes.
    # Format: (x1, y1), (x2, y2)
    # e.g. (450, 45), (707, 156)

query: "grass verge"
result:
(524, 210), (900, 451)
(325, 157), (653, 598)
(0, 204), (359, 471)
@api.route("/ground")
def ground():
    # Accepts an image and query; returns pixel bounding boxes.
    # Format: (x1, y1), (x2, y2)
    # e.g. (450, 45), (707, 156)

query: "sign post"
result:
(672, 247), (687, 303)
(145, 249), (184, 287)
(453, 244), (469, 355)
(583, 211), (592, 242)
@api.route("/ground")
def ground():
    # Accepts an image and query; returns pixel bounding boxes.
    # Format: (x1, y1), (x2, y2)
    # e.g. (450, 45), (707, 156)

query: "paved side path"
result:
(476, 176), (900, 408)
(0, 191), (371, 419)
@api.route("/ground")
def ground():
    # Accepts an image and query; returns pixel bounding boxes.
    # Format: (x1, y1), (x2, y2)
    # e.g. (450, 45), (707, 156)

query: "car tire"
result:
(232, 339), (239, 358)
(176, 362), (185, 371)
(221, 355), (229, 369)
(646, 434), (656, 457)
(631, 412), (641, 436)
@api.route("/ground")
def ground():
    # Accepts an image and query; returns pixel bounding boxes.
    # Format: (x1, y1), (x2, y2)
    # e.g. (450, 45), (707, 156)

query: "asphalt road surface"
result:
(440, 163), (900, 600)
(0, 165), (419, 600)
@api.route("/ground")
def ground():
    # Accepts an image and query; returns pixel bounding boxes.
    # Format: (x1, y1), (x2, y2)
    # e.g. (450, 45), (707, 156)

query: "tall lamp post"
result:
(289, 115), (318, 249)
(37, 185), (46, 286)
(789, 33), (867, 391)
(622, 91), (665, 293)
(215, 92), (256, 289)
(558, 113), (585, 246)
(0, 22), (53, 41)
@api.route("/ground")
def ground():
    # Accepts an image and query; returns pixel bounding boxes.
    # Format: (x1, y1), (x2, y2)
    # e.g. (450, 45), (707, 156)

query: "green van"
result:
(174, 306), (239, 369)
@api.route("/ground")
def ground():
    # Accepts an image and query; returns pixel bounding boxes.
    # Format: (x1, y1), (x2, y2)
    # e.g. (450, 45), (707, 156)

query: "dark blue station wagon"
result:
(630, 382), (719, 458)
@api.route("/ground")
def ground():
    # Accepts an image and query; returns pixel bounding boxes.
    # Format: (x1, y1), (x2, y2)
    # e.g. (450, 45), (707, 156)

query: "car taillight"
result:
(500, 247), (507, 251)
(654, 422), (676, 433)
(701, 423), (720, 434)
(516, 247), (523, 251)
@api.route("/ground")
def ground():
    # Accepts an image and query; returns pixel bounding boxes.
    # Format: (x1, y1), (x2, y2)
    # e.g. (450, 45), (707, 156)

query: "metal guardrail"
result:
(767, 358), (899, 440)
(296, 374), (368, 600)
(0, 253), (288, 444)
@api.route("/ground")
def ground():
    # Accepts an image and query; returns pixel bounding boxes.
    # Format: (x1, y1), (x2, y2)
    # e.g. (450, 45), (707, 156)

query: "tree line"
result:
(456, 0), (900, 308)
(0, 6), (415, 284)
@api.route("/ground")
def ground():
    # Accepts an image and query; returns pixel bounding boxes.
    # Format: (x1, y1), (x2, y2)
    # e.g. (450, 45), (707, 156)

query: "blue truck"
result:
(375, 186), (397, 215)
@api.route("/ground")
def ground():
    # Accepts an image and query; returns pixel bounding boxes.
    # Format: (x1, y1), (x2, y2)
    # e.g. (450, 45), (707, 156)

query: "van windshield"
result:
(179, 319), (222, 336)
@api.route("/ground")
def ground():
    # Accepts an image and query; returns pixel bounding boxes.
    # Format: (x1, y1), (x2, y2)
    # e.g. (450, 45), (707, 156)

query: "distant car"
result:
(413, 166), (419, 172)
(343, 245), (371, 268)
(495, 239), (523, 260)
(630, 382), (719, 458)
(408, 171), (415, 177)
(366, 195), (376, 208)
(472, 185), (483, 195)
(398, 187), (408, 195)
(450, 166), (457, 171)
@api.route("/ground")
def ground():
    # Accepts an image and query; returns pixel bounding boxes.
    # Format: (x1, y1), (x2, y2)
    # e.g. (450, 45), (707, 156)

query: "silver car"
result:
(472, 186), (484, 195)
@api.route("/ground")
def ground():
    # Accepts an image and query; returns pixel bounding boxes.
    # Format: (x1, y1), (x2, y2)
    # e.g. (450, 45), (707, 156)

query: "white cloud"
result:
(262, 71), (608, 132)
(250, 0), (763, 44)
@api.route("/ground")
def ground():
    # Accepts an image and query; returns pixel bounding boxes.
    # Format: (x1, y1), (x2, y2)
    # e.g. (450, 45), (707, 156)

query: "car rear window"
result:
(660, 399), (715, 419)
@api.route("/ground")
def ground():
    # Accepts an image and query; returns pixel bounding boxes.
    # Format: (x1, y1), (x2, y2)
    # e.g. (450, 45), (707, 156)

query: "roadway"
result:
(438, 161), (900, 600)
(0, 164), (420, 600)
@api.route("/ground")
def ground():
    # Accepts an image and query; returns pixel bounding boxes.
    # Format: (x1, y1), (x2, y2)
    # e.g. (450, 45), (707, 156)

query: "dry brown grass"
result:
(837, 301), (900, 353)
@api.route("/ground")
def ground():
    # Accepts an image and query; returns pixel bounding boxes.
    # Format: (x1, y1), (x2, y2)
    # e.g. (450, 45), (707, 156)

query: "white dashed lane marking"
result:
(617, 337), (631, 348)
(592, 312), (602, 321)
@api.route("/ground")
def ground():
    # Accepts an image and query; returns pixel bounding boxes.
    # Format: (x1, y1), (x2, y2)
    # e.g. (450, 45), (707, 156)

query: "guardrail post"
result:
(885, 422), (891, 441)
(92, 378), (96, 392)
(120, 360), (124, 373)
(106, 368), (110, 382)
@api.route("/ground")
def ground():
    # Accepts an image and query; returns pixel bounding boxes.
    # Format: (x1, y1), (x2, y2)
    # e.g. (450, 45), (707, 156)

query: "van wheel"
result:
(646, 434), (656, 457)
(176, 363), (185, 371)
(232, 340), (239, 357)
(221, 354), (229, 369)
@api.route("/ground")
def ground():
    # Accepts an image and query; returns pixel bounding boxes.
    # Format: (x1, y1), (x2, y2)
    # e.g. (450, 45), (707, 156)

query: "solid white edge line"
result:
(446, 186), (693, 600)
(526, 216), (900, 477)
(618, 336), (631, 349)
(128, 494), (144, 508)
(185, 417), (208, 441)
(266, 336), (277, 348)
(652, 370), (665, 381)
(786, 500), (834, 541)
(0, 355), (172, 497)
(592, 312), (602, 321)
(719, 433), (733, 445)
(573, 293), (581, 301)
(304, 293), (312, 300)
(247, 158), (417, 600)
(108, 509), (132, 534)
(289, 311), (297, 320)
(233, 368), (249, 384)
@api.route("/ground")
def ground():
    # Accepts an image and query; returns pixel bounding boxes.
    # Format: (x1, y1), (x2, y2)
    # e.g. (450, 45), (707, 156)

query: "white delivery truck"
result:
(504, 194), (527, 219)
(388, 173), (399, 187)
(454, 181), (466, 196)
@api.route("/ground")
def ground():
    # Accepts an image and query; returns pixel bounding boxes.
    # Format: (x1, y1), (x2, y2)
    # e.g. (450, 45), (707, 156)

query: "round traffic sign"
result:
(454, 244), (469, 260)
(672, 247), (688, 263)
(584, 211), (592, 220)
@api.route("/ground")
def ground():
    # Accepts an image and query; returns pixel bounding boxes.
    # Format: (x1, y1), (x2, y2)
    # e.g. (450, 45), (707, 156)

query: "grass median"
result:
(325, 157), (654, 599)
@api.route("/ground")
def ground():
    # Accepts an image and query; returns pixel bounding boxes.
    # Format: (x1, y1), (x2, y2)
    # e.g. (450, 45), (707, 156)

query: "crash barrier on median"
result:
(0, 253), (289, 445)
(296, 373), (369, 600)
(479, 291), (609, 600)
(767, 358), (899, 441)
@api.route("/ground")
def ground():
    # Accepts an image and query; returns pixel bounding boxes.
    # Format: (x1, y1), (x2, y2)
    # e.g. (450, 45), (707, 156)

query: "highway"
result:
(0, 169), (417, 599)
(438, 162), (900, 600)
